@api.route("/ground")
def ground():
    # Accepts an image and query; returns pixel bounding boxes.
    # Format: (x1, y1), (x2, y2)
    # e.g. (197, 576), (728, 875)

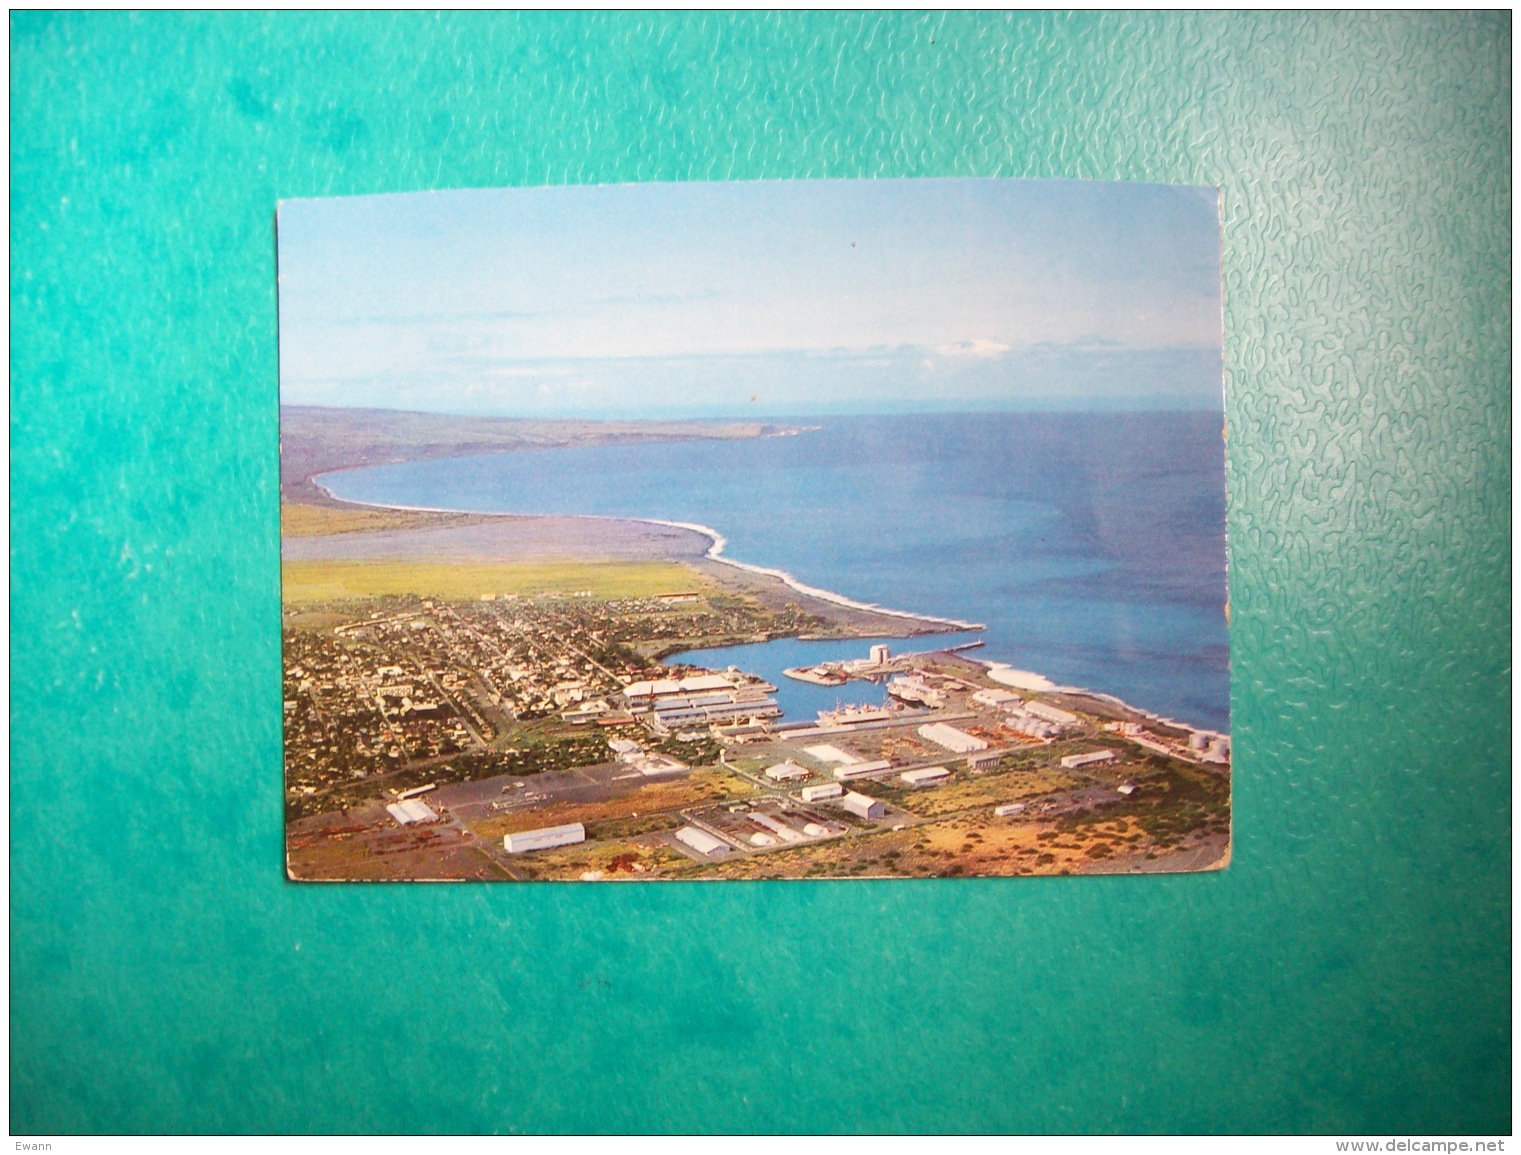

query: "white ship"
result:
(784, 664), (849, 687)
(816, 702), (897, 727)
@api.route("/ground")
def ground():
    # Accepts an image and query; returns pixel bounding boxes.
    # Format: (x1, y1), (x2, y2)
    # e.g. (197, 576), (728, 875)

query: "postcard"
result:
(279, 178), (1229, 881)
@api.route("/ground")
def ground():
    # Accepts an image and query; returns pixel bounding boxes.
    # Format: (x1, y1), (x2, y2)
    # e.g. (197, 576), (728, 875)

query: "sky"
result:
(277, 178), (1223, 418)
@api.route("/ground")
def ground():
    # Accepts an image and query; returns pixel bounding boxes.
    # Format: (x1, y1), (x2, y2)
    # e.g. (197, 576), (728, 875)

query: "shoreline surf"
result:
(305, 476), (985, 633)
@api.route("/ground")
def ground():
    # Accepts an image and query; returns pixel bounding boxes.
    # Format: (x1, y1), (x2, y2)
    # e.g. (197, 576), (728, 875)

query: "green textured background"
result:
(10, 12), (1511, 1136)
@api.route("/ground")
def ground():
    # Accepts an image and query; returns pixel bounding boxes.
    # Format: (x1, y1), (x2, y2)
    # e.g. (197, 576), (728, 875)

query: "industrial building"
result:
(747, 811), (805, 843)
(624, 751), (687, 777)
(1002, 708), (1061, 738)
(966, 750), (1002, 770)
(800, 782), (843, 802)
(832, 759), (892, 780)
(608, 735), (686, 775)
(618, 673), (780, 728)
(918, 722), (988, 753)
(621, 674), (736, 699)
(385, 798), (439, 826)
(1060, 749), (1117, 770)
(901, 766), (951, 787)
(675, 826), (730, 856)
(1182, 729), (1234, 762)
(765, 761), (811, 782)
(1025, 701), (1078, 726)
(503, 822), (586, 853)
(803, 743), (858, 765)
(841, 791), (885, 820)
(994, 802), (1026, 817)
(644, 693), (781, 728)
(972, 687), (1023, 709)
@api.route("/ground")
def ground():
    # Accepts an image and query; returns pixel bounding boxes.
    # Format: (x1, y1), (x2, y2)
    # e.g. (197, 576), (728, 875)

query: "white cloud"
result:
(934, 339), (1010, 359)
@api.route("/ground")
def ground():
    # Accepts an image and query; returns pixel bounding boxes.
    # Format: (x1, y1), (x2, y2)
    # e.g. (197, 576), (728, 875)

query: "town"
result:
(285, 584), (1231, 880)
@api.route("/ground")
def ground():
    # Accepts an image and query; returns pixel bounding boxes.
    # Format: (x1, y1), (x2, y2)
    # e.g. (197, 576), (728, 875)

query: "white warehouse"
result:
(385, 799), (440, 826)
(1025, 701), (1078, 726)
(972, 687), (1023, 709)
(1060, 749), (1117, 770)
(800, 782), (844, 802)
(675, 826), (730, 857)
(901, 766), (952, 787)
(918, 722), (988, 754)
(765, 761), (811, 782)
(841, 791), (885, 820)
(503, 823), (586, 853)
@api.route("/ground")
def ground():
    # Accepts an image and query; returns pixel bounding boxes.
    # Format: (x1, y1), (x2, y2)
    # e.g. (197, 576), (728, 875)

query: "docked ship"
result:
(783, 664), (849, 686)
(816, 702), (898, 727)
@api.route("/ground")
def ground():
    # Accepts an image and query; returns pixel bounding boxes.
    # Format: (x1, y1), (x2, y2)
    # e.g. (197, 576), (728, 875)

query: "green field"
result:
(281, 558), (711, 603)
(280, 500), (485, 538)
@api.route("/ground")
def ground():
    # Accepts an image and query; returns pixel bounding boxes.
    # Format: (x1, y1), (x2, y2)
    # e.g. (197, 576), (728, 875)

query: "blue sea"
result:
(322, 412), (1229, 732)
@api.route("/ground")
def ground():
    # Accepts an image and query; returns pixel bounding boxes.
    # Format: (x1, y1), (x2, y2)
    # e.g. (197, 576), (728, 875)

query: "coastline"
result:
(641, 517), (985, 632)
(307, 475), (984, 634)
(980, 660), (1226, 740)
(295, 481), (1224, 741)
(278, 405), (791, 508)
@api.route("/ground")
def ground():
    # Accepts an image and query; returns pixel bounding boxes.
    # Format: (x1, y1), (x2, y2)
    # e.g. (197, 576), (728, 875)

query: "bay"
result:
(665, 633), (984, 724)
(322, 411), (1229, 732)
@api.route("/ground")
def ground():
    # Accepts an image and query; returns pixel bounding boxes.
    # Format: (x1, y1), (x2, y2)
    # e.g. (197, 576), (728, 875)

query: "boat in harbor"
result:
(816, 702), (898, 727)
(783, 664), (849, 686)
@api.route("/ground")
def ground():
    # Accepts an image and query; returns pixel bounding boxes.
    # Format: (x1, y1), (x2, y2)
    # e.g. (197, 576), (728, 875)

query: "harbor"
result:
(664, 631), (986, 725)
